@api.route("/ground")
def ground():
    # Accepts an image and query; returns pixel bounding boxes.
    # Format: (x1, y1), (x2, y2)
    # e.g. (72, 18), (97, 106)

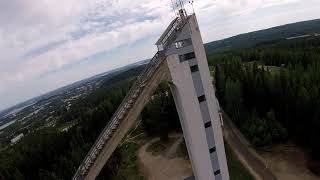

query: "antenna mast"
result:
(189, 1), (195, 14)
(178, 0), (187, 11)
(174, 0), (187, 19)
(171, 0), (177, 16)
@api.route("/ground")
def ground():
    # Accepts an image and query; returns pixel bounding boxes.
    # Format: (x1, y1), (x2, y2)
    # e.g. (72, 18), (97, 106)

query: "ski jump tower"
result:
(73, 7), (229, 180)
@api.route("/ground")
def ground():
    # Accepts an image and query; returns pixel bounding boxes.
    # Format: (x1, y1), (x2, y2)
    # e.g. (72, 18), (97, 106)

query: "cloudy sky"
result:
(0, 0), (319, 111)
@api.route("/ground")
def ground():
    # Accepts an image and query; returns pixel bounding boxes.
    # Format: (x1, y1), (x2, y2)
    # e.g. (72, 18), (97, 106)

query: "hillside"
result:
(207, 17), (320, 177)
(205, 19), (320, 52)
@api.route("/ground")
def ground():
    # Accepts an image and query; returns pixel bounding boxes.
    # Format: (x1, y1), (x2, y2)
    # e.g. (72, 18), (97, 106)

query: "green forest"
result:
(0, 64), (182, 180)
(0, 73), (131, 179)
(210, 36), (320, 174)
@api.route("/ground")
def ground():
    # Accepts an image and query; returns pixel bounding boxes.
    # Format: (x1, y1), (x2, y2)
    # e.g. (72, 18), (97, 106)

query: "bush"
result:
(241, 111), (287, 147)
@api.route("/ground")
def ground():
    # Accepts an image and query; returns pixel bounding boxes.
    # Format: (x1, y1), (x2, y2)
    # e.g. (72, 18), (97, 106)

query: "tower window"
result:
(190, 65), (199, 73)
(179, 52), (195, 62)
(198, 95), (206, 102)
(214, 170), (221, 176)
(209, 147), (216, 153)
(205, 121), (212, 128)
(175, 38), (192, 49)
(175, 41), (183, 49)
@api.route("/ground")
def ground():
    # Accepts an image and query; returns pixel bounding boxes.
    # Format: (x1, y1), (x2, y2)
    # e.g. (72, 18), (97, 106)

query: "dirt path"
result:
(223, 113), (277, 180)
(258, 143), (319, 180)
(138, 135), (193, 180)
(223, 112), (320, 180)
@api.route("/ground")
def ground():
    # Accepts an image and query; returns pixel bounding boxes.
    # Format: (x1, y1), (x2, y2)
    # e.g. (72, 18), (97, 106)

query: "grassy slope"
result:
(113, 141), (145, 180)
(110, 126), (146, 180)
(225, 143), (255, 180)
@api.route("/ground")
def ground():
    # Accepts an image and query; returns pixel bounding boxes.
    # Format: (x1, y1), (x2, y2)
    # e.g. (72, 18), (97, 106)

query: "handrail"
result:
(156, 16), (190, 50)
(156, 17), (179, 45)
(72, 52), (166, 179)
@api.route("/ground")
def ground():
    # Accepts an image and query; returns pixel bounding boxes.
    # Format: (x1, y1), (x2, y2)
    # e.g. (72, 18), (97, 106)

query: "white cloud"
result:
(0, 0), (320, 110)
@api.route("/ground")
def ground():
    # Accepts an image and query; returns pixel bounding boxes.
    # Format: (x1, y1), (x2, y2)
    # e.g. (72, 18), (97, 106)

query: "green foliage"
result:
(0, 73), (181, 179)
(146, 140), (167, 155)
(146, 138), (176, 156)
(224, 79), (242, 121)
(0, 81), (130, 179)
(101, 141), (145, 180)
(241, 111), (287, 147)
(212, 36), (320, 154)
(141, 82), (180, 141)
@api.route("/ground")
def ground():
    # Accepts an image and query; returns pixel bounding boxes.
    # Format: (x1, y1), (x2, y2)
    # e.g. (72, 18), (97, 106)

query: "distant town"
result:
(0, 60), (148, 149)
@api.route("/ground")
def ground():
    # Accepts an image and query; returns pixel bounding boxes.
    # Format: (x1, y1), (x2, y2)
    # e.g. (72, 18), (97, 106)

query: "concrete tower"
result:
(157, 11), (230, 180)
(73, 8), (229, 180)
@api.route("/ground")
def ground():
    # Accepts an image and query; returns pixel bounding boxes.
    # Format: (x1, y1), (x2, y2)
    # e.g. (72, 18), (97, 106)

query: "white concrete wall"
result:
(189, 15), (230, 180)
(166, 14), (229, 180)
(167, 54), (215, 180)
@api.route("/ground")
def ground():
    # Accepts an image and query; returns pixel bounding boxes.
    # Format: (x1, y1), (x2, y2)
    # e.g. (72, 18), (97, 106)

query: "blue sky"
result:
(0, 0), (320, 111)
